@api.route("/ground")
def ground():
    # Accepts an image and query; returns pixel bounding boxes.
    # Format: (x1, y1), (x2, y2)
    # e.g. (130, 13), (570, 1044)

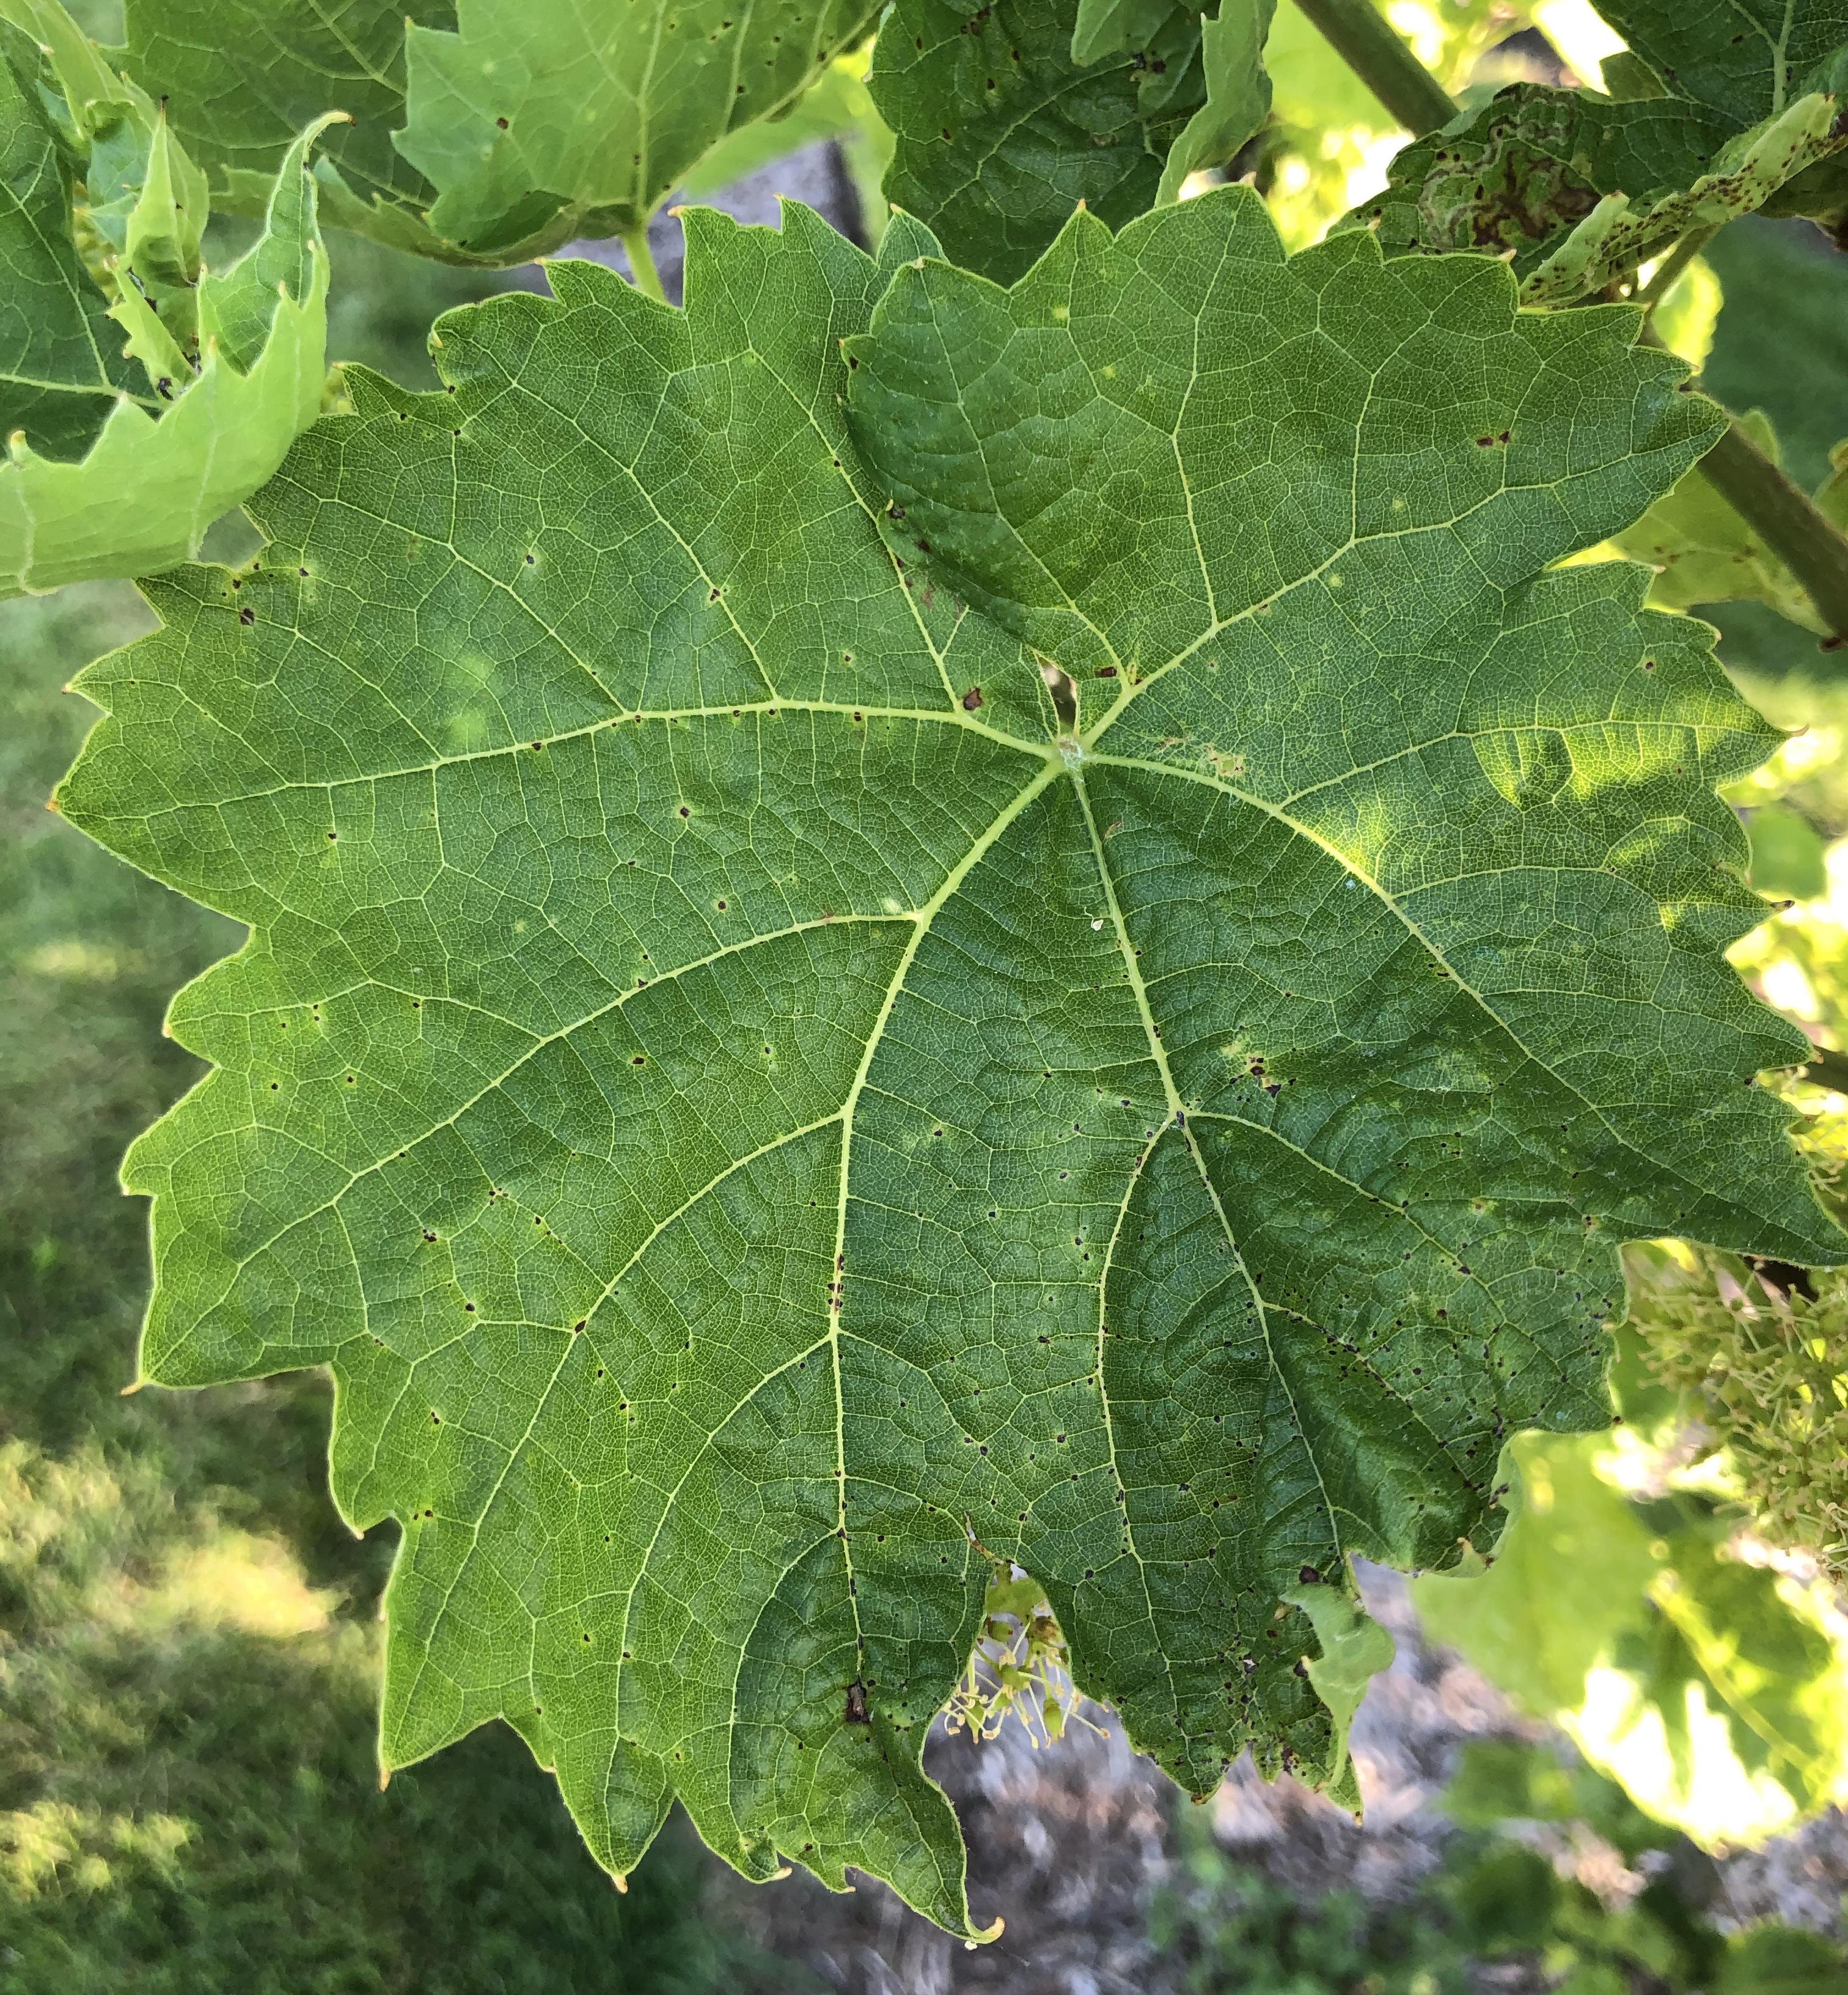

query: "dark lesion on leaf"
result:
(1352, 87), (1640, 272)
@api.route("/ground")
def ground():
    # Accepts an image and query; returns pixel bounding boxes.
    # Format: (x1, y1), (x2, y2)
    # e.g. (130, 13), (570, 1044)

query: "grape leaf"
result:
(56, 189), (1840, 1928)
(1279, 1581), (1394, 1800)
(0, 10), (333, 598)
(1415, 1433), (1848, 1848)
(120, 0), (881, 264)
(1260, 0), (1542, 252)
(1608, 12), (1848, 229)
(1346, 4), (1848, 284)
(1162, 0), (1275, 202)
(679, 43), (887, 200)
(1611, 413), (1848, 637)
(0, 15), (142, 461)
(869, 0), (1273, 283)
(395, 0), (881, 256)
(1588, 0), (1848, 224)
(1593, 1), (1848, 141)
(119, 0), (460, 253)
(1518, 93), (1846, 306)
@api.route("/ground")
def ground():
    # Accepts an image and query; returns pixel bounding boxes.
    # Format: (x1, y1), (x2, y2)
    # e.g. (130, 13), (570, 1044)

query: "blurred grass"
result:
(0, 239), (787, 1993)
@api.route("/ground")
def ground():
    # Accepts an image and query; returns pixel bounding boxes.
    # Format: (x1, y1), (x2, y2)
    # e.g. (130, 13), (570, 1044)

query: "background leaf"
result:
(870, 0), (1272, 282)
(1343, 83), (1828, 282)
(0, 17), (144, 460)
(1592, 2), (1848, 144)
(1611, 414), (1848, 637)
(395, 0), (881, 256)
(1415, 1431), (1848, 1849)
(0, 113), (332, 598)
(1260, 0), (1543, 252)
(120, 0), (455, 248)
(1519, 94), (1847, 305)
(120, 0), (882, 265)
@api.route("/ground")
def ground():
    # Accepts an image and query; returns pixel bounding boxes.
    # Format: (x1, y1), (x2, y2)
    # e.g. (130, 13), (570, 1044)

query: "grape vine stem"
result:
(1291, 0), (1458, 136)
(1296, 2), (1848, 646)
(622, 224), (666, 303)
(1682, 389), (1848, 644)
(1635, 222), (1722, 307)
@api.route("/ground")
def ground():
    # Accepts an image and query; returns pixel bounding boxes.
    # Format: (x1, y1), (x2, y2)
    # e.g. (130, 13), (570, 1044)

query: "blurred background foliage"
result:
(7, 0), (1848, 1986)
(1154, 1736), (1848, 1995)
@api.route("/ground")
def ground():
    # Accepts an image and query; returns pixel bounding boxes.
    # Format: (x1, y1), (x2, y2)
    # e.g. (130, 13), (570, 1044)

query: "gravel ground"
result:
(713, 1565), (1848, 1993)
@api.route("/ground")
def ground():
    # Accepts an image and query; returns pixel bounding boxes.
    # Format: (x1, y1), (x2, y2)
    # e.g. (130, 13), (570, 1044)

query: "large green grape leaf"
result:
(869, 0), (1273, 283)
(56, 188), (1841, 1929)
(0, 9), (332, 598)
(120, 0), (881, 264)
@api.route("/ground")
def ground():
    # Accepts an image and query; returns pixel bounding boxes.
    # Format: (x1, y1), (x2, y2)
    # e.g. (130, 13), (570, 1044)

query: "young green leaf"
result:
(55, 190), (1839, 1927)
(1278, 1580), (1394, 1807)
(0, 108), (335, 598)
(1160, 0), (1275, 202)
(870, 0), (1274, 283)
(1065, 0), (1274, 205)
